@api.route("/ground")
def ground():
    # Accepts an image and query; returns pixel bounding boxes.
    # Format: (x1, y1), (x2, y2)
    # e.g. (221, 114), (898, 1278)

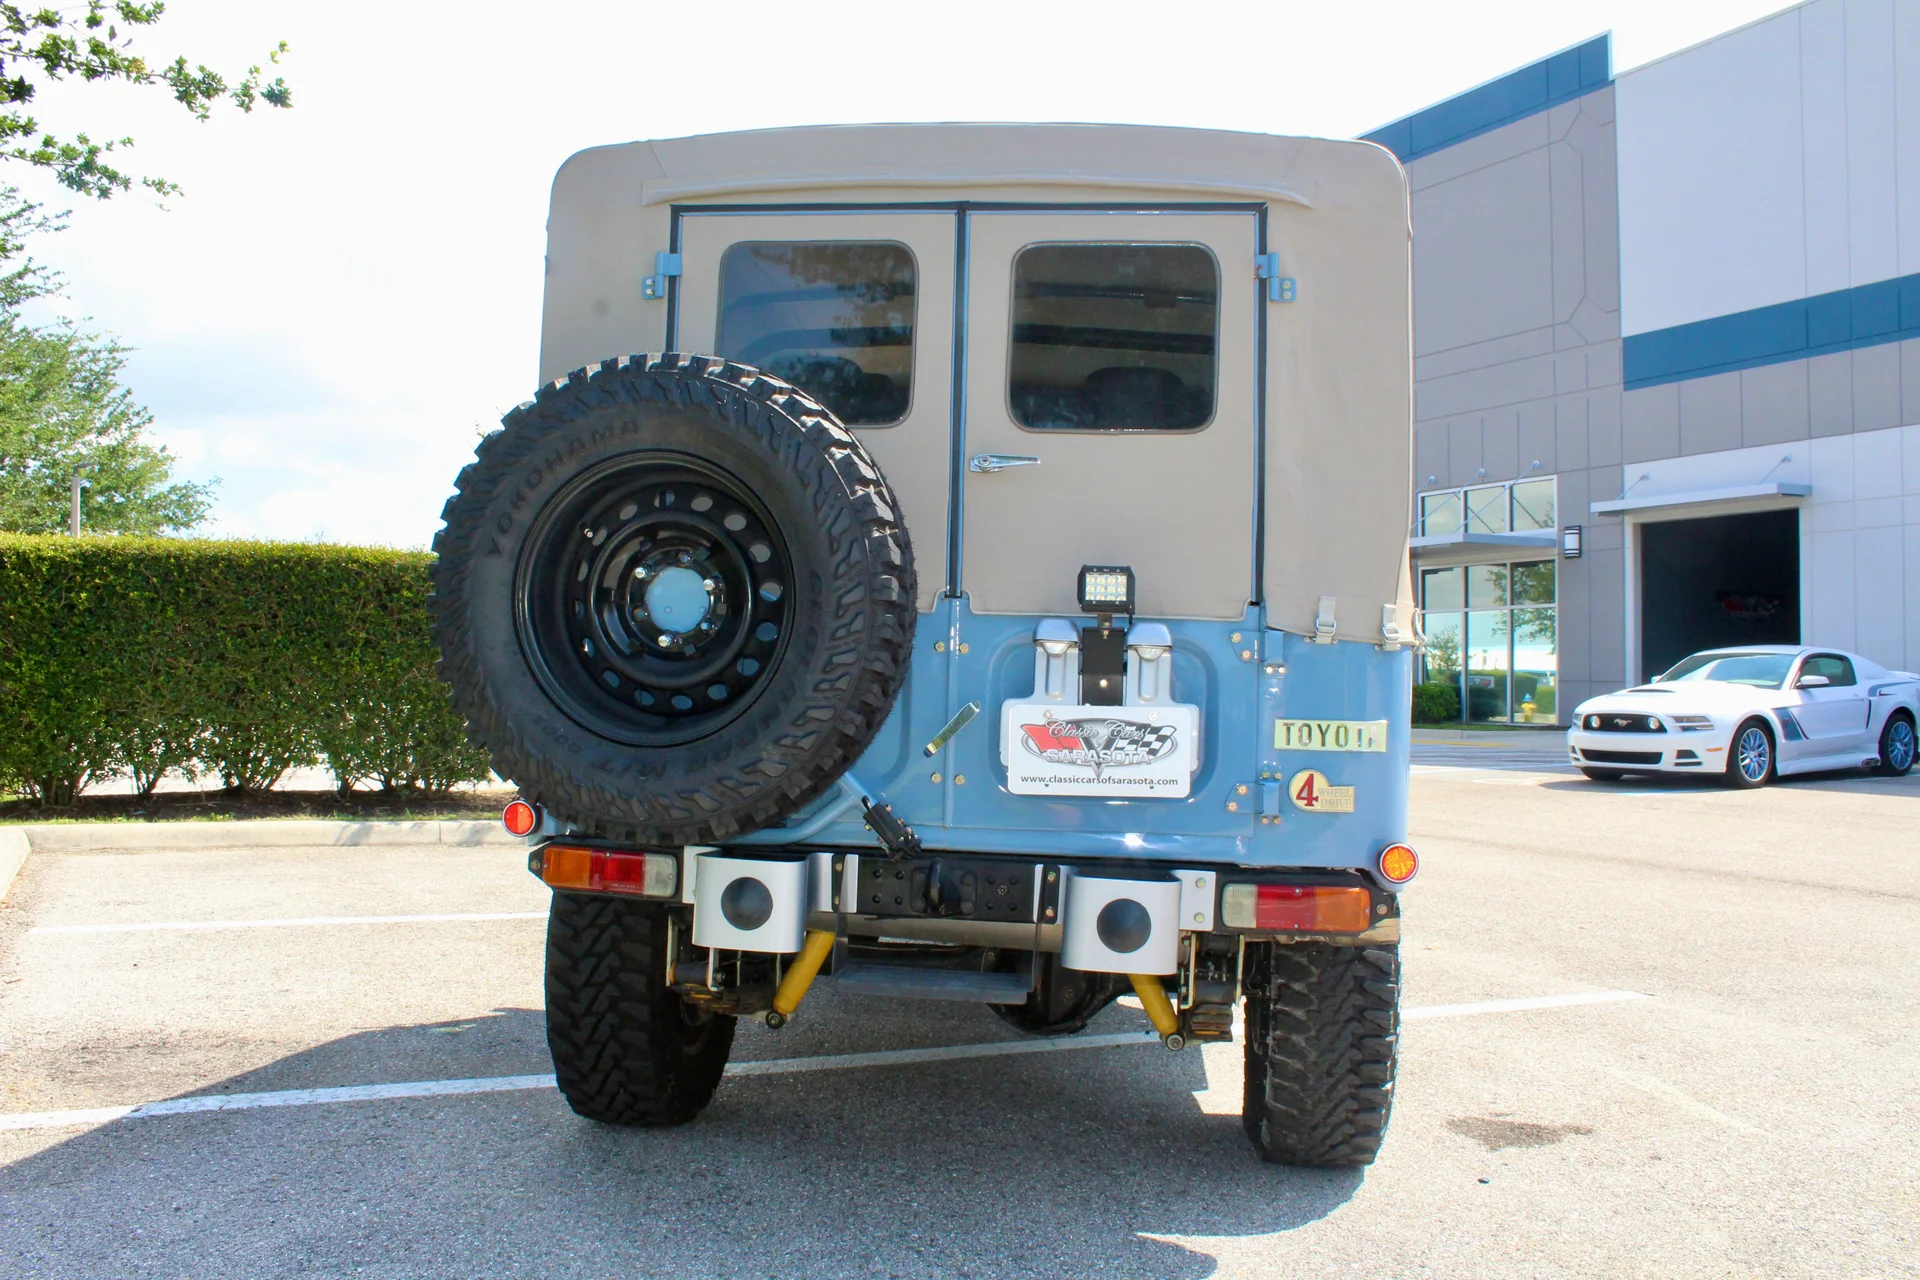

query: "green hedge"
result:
(1412, 680), (1461, 724)
(0, 535), (490, 804)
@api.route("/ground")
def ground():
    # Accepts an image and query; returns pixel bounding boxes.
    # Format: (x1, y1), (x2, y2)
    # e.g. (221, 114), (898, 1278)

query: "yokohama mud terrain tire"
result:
(432, 354), (916, 843)
(1242, 942), (1399, 1167)
(544, 892), (733, 1125)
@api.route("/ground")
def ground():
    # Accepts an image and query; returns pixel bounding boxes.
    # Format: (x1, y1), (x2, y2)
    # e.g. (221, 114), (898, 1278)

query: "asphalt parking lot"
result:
(2, 751), (1916, 1279)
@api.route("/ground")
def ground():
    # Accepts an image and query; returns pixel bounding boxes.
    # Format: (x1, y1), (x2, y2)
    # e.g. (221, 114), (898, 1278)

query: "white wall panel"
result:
(1855, 421), (1904, 496)
(1897, 2), (1920, 274)
(1803, 0), (1854, 296)
(1805, 530), (1859, 651)
(1846, 0), (1902, 286)
(1620, 0), (1920, 336)
(1617, 11), (1807, 335)
(1906, 524), (1920, 669)
(1853, 525), (1905, 662)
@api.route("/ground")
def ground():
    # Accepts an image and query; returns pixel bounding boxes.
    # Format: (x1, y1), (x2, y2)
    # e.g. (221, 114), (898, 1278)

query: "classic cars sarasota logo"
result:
(1018, 713), (1179, 778)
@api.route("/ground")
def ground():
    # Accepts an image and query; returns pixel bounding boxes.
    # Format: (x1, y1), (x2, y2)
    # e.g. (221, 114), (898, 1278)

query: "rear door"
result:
(677, 212), (957, 612)
(959, 212), (1260, 620)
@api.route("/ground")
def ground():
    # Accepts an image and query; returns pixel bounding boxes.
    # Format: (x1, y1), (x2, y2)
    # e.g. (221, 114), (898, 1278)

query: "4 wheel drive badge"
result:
(1019, 712), (1179, 778)
(1289, 768), (1356, 813)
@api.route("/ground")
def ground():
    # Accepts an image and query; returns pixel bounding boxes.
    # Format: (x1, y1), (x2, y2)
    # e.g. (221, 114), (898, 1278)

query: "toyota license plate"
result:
(1000, 702), (1198, 797)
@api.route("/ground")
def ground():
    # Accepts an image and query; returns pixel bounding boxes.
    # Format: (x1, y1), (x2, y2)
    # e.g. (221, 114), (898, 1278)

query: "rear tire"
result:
(1874, 712), (1916, 777)
(545, 892), (733, 1126)
(1724, 719), (1775, 789)
(1242, 942), (1399, 1167)
(1579, 768), (1624, 782)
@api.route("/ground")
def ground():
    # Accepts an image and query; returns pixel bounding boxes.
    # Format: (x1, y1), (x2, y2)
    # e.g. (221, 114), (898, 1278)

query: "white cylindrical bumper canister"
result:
(692, 854), (808, 954)
(1060, 872), (1181, 975)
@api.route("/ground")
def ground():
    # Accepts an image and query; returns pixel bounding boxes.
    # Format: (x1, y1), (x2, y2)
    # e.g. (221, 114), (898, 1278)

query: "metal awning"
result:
(1409, 529), (1557, 558)
(1589, 480), (1810, 517)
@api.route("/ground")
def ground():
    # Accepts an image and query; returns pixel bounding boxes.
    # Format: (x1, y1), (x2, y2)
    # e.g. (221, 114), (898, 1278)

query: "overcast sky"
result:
(15, 0), (1793, 547)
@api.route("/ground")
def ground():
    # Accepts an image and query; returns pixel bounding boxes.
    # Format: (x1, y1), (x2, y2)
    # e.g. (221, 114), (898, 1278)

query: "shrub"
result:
(0, 535), (490, 803)
(1412, 680), (1461, 724)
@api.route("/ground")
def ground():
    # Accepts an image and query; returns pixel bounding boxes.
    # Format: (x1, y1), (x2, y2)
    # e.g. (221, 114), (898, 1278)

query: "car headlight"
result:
(1670, 715), (1714, 732)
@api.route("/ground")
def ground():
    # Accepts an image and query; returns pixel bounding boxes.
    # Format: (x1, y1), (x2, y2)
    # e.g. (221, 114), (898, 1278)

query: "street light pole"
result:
(69, 462), (95, 536)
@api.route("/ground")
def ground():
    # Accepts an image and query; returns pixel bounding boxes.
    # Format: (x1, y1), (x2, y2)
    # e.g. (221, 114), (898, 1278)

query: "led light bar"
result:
(1077, 564), (1136, 616)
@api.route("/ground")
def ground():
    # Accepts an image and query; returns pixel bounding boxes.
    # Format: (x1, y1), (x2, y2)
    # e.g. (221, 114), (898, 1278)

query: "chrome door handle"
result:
(969, 453), (1041, 474)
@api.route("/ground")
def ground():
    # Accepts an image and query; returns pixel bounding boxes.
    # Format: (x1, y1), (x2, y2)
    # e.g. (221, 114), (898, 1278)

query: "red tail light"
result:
(539, 845), (677, 898)
(1221, 884), (1373, 932)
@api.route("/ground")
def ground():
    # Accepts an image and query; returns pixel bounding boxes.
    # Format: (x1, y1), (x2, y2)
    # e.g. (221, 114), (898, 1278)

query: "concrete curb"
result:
(9, 820), (520, 855)
(0, 827), (28, 904)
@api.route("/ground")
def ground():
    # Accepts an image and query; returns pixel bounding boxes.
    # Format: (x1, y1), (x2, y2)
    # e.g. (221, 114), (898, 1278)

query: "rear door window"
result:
(1008, 243), (1217, 431)
(717, 242), (916, 426)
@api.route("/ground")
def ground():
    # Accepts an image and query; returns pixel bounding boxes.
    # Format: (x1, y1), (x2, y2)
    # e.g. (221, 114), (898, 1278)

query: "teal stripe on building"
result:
(1622, 273), (1920, 389)
(1364, 35), (1612, 164)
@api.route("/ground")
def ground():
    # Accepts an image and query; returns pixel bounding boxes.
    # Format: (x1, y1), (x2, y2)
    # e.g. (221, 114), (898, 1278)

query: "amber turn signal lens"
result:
(502, 800), (539, 837)
(1378, 844), (1419, 884)
(541, 843), (593, 889)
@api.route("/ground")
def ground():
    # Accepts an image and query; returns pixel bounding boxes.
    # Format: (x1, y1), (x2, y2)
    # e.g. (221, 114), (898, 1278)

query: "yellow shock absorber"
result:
(1129, 974), (1183, 1046)
(770, 929), (838, 1022)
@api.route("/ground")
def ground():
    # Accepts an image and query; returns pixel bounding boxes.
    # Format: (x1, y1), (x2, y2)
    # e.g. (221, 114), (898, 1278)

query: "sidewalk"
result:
(1411, 727), (1565, 750)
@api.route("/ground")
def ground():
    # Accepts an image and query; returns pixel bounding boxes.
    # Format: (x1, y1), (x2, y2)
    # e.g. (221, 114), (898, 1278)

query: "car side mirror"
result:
(1797, 674), (1830, 688)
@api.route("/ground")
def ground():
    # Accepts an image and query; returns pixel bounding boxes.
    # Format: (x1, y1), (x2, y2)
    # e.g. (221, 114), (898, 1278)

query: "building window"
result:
(1417, 476), (1558, 538)
(1419, 559), (1558, 723)
(1419, 491), (1462, 538)
(1008, 243), (1218, 431)
(718, 241), (917, 427)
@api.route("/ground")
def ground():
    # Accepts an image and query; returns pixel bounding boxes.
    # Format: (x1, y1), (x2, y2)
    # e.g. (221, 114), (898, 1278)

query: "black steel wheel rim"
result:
(515, 451), (794, 746)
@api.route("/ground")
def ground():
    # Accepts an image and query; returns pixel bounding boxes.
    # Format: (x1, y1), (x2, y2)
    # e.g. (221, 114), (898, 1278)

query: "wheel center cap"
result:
(642, 566), (712, 634)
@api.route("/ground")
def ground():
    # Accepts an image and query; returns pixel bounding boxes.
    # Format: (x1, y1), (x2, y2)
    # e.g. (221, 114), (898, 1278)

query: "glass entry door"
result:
(677, 212), (957, 612)
(959, 212), (1260, 620)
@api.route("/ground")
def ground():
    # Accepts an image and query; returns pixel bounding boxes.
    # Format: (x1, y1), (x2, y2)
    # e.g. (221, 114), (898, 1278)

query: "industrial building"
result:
(1371, 1), (1920, 722)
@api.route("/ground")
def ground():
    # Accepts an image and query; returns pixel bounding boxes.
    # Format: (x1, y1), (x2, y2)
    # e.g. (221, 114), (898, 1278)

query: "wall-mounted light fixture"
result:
(1562, 525), (1583, 559)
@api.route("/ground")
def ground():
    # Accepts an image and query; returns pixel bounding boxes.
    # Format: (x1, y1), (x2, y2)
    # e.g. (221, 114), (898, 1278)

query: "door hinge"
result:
(642, 251), (682, 301)
(1255, 253), (1297, 303)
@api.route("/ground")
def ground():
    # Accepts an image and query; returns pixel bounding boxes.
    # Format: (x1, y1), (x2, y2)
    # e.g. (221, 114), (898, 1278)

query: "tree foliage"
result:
(0, 183), (211, 533)
(1, 1), (291, 200)
(0, 311), (212, 533)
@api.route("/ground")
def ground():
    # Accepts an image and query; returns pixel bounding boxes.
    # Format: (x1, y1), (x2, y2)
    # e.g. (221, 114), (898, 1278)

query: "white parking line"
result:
(0, 990), (1651, 1132)
(30, 912), (548, 936)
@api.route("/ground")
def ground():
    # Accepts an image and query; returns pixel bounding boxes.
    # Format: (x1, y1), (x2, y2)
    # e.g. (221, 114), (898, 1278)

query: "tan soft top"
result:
(540, 124), (1413, 644)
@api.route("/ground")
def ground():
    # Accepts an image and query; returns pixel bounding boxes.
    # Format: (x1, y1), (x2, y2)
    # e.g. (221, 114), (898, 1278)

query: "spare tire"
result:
(431, 354), (916, 844)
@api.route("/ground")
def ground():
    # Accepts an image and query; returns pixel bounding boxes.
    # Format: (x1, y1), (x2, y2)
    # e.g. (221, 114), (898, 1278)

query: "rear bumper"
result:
(530, 842), (1405, 957)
